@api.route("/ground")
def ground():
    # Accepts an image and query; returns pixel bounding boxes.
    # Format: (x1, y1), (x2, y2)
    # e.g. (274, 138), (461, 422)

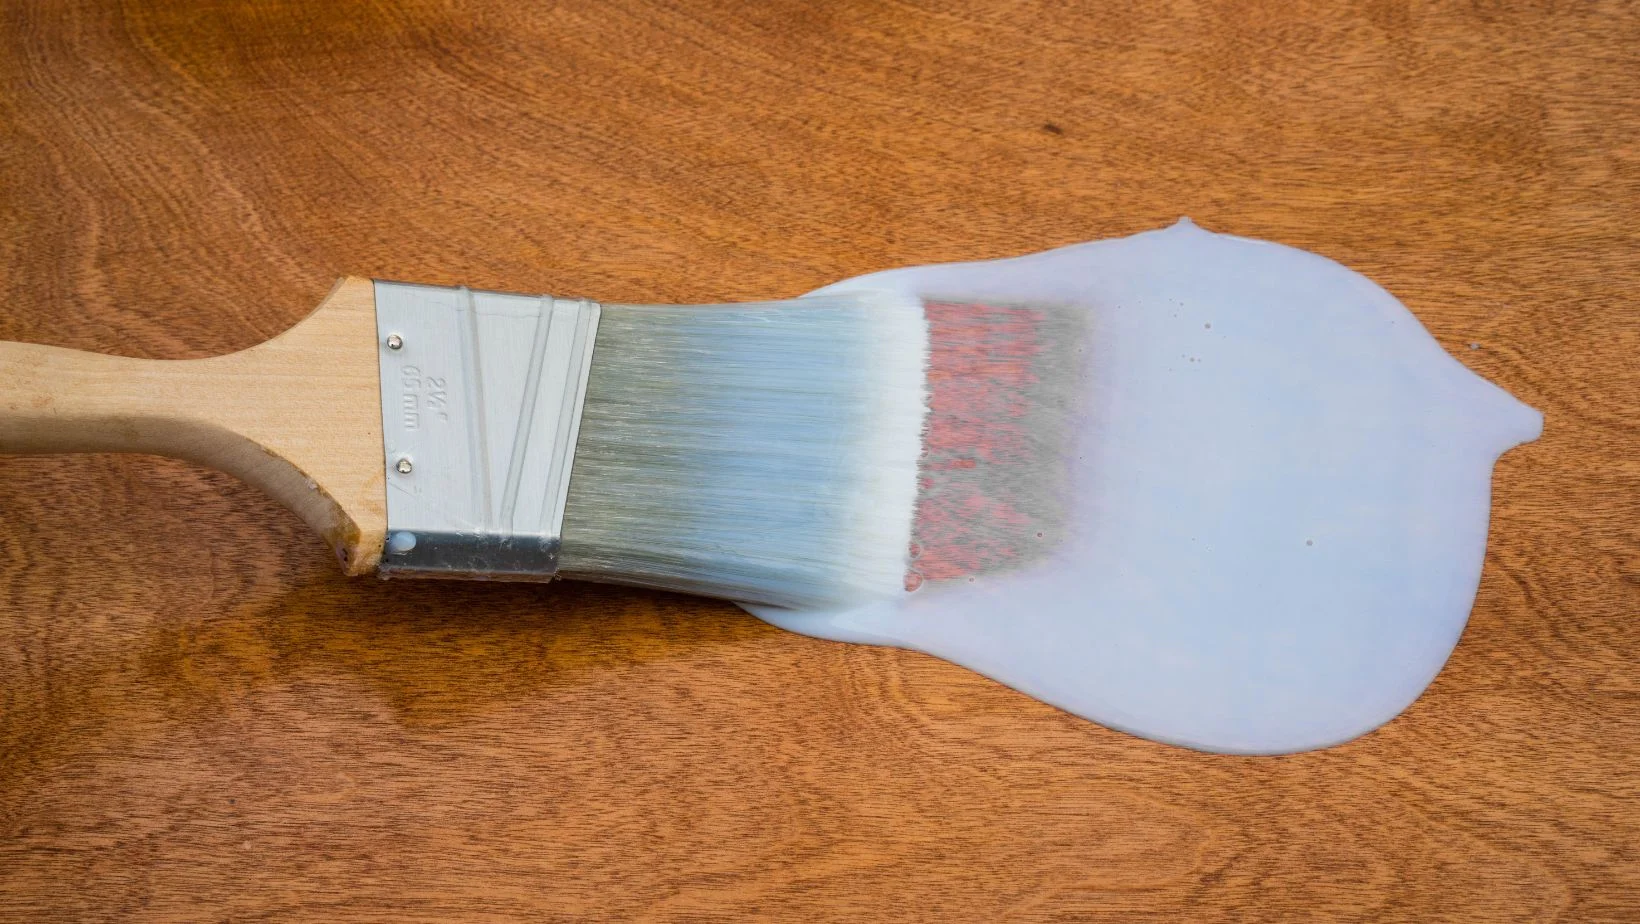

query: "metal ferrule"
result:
(373, 281), (601, 580)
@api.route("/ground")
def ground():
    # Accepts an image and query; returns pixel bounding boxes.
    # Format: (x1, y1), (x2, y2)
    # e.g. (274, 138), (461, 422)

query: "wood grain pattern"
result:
(1, 0), (1635, 920)
(0, 277), (386, 573)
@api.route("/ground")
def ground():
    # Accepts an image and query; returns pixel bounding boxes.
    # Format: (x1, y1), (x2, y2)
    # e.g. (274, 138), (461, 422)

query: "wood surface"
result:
(0, 277), (386, 573)
(1, 0), (1635, 920)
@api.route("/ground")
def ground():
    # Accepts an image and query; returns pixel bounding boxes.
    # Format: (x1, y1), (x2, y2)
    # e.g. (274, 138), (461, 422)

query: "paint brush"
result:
(0, 279), (1081, 609)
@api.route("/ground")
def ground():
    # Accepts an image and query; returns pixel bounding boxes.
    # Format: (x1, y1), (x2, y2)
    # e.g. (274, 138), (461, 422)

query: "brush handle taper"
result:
(0, 277), (388, 572)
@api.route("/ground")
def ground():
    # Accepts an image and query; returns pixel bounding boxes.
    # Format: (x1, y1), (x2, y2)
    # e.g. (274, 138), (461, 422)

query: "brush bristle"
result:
(557, 292), (930, 609)
(907, 301), (1088, 588)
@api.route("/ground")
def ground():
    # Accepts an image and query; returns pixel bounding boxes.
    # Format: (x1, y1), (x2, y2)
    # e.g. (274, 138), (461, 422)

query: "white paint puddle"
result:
(746, 221), (1540, 754)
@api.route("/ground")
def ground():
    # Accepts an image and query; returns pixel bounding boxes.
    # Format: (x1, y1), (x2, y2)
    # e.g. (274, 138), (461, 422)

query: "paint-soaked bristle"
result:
(557, 293), (929, 609)
(905, 301), (1088, 590)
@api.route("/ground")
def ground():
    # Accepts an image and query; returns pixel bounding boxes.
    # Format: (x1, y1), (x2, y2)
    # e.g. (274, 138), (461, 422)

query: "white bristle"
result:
(557, 291), (930, 609)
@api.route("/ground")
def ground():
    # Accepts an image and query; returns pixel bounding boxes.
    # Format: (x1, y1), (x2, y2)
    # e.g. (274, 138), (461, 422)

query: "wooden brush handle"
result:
(0, 277), (387, 573)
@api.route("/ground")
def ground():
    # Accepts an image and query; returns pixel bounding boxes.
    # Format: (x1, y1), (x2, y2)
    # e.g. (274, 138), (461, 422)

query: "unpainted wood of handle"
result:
(0, 277), (387, 572)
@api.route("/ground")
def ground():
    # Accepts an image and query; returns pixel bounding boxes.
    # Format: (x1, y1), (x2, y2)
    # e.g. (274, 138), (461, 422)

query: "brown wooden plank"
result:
(2, 0), (1635, 919)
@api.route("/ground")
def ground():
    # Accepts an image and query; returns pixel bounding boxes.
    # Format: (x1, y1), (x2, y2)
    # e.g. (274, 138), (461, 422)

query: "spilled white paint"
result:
(746, 221), (1541, 755)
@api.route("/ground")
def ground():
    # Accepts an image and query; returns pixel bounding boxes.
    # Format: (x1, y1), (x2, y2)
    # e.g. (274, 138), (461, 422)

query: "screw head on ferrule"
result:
(395, 457), (413, 475)
(385, 333), (404, 350)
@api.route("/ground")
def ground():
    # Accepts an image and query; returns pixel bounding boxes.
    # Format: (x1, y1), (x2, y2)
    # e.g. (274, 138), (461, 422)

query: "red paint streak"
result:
(910, 302), (1049, 583)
